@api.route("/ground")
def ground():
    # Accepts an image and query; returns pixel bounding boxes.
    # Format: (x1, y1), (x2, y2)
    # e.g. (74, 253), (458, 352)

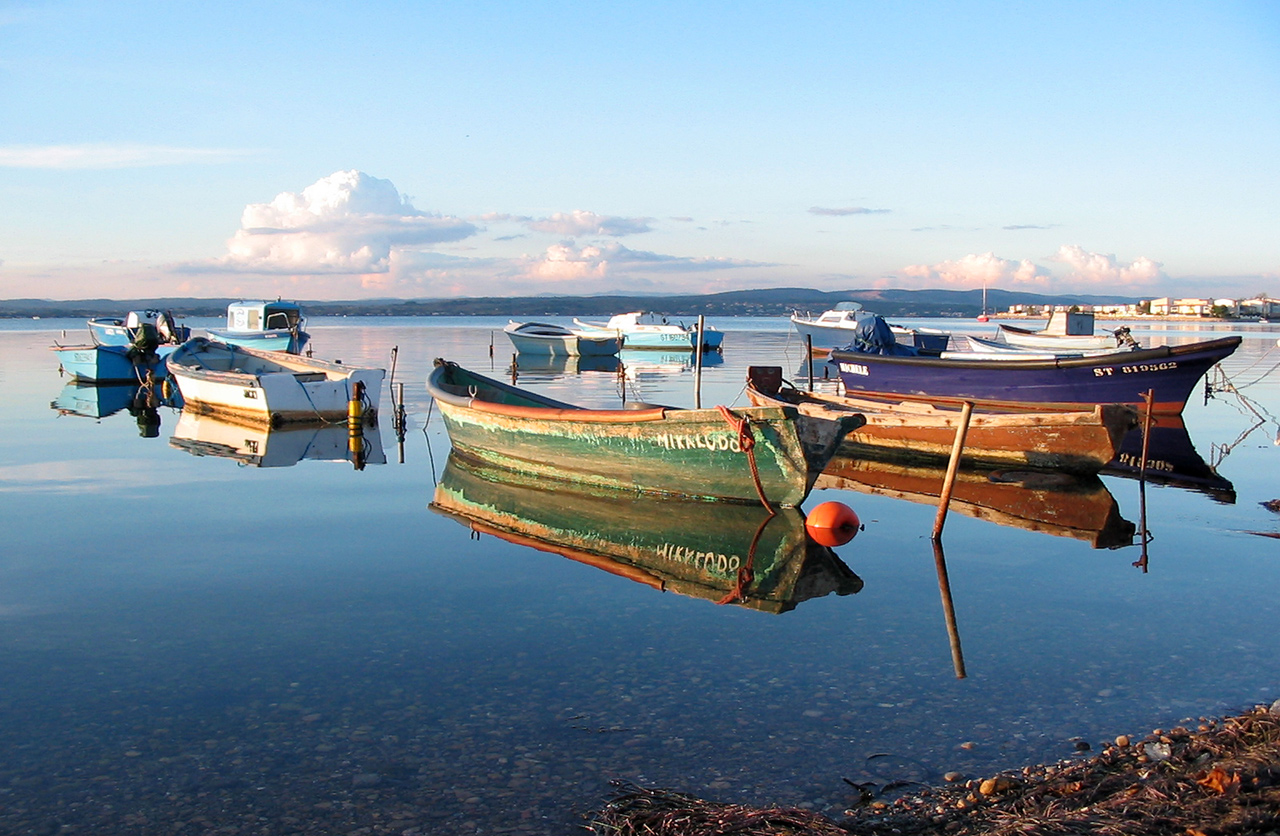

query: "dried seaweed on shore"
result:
(589, 781), (852, 835)
(588, 703), (1280, 836)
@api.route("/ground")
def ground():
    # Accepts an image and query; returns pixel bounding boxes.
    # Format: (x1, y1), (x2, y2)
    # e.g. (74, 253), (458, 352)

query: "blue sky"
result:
(1, 0), (1278, 300)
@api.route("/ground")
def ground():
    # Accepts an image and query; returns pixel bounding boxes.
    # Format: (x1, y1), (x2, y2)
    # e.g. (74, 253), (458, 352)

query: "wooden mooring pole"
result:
(1135, 389), (1155, 572)
(931, 538), (967, 679)
(693, 315), (705, 409)
(931, 401), (974, 540)
(806, 335), (814, 391)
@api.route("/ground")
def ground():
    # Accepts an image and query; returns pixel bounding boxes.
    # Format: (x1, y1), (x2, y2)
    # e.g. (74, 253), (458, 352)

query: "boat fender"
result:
(805, 501), (862, 547)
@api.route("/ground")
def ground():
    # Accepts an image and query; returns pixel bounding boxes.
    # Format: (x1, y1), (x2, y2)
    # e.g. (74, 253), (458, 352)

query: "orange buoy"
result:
(805, 501), (861, 546)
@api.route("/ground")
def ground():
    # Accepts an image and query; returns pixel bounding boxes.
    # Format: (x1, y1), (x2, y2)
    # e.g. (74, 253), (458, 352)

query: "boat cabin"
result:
(812, 302), (864, 325)
(226, 300), (305, 334)
(605, 312), (674, 329)
(1044, 310), (1095, 336)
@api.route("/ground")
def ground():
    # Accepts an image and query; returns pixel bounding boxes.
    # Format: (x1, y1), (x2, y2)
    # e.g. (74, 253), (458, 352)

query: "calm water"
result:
(3, 316), (1280, 835)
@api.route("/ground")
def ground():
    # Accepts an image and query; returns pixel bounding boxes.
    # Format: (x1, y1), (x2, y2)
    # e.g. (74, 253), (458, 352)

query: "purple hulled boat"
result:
(826, 315), (1239, 415)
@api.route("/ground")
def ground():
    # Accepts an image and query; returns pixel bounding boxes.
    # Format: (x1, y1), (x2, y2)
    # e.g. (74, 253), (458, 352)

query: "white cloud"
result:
(0, 144), (254, 169)
(901, 252), (1051, 287)
(218, 170), (477, 274)
(809, 206), (891, 216)
(1050, 245), (1163, 285)
(525, 210), (653, 237)
(523, 242), (766, 281)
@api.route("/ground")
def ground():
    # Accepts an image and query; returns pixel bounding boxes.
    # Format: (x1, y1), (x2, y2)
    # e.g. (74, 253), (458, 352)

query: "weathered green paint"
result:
(431, 454), (863, 613)
(428, 360), (858, 507)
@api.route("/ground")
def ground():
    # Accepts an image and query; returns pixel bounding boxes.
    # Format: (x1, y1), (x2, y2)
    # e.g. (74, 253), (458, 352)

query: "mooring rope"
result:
(716, 511), (776, 606)
(715, 404), (774, 514)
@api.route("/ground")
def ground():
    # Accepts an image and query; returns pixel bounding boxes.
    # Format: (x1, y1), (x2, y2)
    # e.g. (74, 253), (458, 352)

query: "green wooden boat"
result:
(430, 453), (863, 613)
(426, 359), (863, 507)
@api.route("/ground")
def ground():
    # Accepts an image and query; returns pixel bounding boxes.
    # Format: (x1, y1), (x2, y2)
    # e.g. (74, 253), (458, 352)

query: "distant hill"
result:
(0, 288), (1140, 319)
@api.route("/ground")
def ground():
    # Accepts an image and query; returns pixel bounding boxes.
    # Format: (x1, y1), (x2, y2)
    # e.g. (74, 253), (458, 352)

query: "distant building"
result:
(1147, 297), (1212, 316)
(1239, 297), (1280, 318)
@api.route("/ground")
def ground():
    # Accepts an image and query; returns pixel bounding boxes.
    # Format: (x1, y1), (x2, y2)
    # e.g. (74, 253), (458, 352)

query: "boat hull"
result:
(746, 375), (1136, 474)
(997, 324), (1124, 351)
(52, 344), (177, 383)
(430, 454), (862, 612)
(427, 361), (860, 507)
(829, 336), (1240, 415)
(505, 332), (620, 356)
(206, 328), (309, 355)
(791, 316), (862, 349)
(168, 338), (383, 427)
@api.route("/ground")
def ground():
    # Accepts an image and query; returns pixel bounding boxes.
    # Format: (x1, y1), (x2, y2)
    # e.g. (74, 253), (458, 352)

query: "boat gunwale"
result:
(428, 360), (674, 424)
(830, 335), (1240, 372)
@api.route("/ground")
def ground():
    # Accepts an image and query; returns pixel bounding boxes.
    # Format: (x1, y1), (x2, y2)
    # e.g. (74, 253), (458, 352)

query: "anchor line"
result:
(715, 405), (775, 515)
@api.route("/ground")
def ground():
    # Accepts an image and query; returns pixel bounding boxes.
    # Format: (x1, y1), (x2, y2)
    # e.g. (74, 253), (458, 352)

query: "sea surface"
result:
(3, 316), (1279, 835)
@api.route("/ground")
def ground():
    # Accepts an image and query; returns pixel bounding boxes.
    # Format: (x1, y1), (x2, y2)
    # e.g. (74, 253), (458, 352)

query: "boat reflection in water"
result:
(430, 453), (863, 613)
(169, 409), (385, 469)
(51, 381), (180, 438)
(1102, 416), (1236, 503)
(817, 455), (1136, 549)
(512, 353), (622, 378)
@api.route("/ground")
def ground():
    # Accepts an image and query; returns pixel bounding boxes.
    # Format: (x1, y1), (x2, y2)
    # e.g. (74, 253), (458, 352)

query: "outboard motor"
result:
(156, 311), (178, 344)
(840, 312), (918, 356)
(1113, 326), (1140, 349)
(123, 311), (160, 361)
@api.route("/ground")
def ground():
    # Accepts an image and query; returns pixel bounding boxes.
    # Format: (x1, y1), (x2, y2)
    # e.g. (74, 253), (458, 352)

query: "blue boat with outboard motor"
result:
(827, 311), (1240, 416)
(51, 309), (191, 383)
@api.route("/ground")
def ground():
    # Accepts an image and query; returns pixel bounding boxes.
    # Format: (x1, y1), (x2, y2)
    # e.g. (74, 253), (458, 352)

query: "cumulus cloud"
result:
(901, 252), (1052, 287)
(525, 210), (653, 237)
(219, 170), (477, 274)
(0, 144), (254, 169)
(524, 242), (765, 281)
(809, 206), (891, 216)
(1050, 244), (1163, 285)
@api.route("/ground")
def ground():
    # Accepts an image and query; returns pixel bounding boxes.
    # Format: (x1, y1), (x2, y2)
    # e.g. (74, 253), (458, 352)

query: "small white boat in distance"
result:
(503, 321), (621, 356)
(997, 310), (1139, 351)
(207, 300), (310, 354)
(791, 302), (950, 351)
(166, 337), (383, 428)
(572, 312), (724, 351)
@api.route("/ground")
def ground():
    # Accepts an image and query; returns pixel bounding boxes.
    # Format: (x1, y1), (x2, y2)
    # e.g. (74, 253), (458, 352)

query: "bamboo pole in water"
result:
(931, 401), (974, 540)
(1135, 389), (1155, 573)
(806, 335), (814, 391)
(693, 315), (705, 409)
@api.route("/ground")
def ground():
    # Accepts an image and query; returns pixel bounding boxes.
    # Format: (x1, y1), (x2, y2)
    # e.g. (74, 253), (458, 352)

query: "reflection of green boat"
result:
(431, 454), (863, 613)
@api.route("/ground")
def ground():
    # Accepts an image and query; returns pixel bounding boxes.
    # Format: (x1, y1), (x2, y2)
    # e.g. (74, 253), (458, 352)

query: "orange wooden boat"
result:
(746, 367), (1137, 475)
